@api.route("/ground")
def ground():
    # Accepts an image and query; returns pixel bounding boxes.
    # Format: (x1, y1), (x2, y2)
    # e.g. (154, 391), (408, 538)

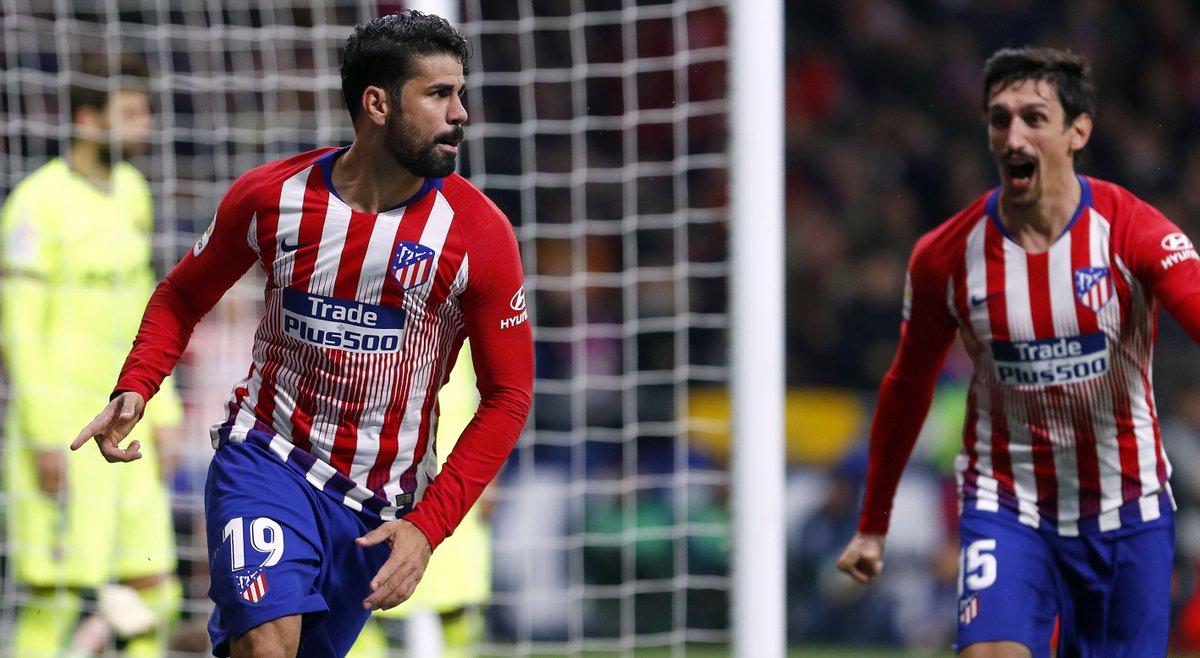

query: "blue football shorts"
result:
(205, 440), (391, 657)
(955, 501), (1173, 658)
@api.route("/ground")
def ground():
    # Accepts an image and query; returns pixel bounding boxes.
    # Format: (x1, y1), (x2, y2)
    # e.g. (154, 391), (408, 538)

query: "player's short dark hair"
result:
(339, 10), (471, 123)
(69, 52), (151, 119)
(982, 47), (1096, 125)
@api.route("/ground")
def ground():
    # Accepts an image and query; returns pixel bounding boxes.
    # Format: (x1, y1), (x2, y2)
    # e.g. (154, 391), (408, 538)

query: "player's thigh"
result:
(956, 507), (1058, 658)
(230, 613), (301, 658)
(114, 449), (177, 580)
(6, 445), (120, 587)
(959, 640), (1033, 658)
(205, 443), (329, 652)
(1057, 511), (1173, 658)
(1108, 517), (1172, 655)
(5, 456), (70, 585)
(205, 440), (390, 658)
(301, 498), (391, 656)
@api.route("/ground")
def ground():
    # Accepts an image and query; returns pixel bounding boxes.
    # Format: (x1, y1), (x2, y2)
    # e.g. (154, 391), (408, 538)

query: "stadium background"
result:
(5, 0), (1200, 656)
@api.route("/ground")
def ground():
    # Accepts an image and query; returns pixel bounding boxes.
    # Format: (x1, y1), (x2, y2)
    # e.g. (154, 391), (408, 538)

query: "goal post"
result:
(729, 0), (787, 656)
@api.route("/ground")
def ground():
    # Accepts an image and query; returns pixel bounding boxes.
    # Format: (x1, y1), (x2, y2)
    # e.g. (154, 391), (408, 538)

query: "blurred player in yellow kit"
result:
(349, 341), (492, 658)
(1, 52), (183, 657)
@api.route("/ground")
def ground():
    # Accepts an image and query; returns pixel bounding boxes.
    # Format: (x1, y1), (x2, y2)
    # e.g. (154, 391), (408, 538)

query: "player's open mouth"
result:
(1006, 160), (1036, 188)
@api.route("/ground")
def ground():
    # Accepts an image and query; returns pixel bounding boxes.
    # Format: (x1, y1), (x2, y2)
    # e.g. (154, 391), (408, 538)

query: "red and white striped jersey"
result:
(115, 147), (533, 548)
(860, 176), (1200, 537)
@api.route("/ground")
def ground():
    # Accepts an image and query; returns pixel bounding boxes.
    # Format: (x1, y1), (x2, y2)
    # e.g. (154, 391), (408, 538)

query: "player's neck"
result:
(999, 172), (1081, 253)
(332, 141), (425, 214)
(66, 141), (113, 190)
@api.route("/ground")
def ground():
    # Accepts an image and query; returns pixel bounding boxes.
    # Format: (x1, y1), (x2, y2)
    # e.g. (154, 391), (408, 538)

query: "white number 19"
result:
(223, 516), (285, 571)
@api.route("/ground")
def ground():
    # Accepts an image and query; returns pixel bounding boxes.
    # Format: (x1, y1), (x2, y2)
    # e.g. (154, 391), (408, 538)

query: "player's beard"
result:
(384, 111), (462, 179)
(95, 138), (146, 168)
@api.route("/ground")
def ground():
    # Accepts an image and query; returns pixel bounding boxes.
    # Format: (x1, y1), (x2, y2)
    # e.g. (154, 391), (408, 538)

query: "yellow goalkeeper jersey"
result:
(0, 157), (181, 445)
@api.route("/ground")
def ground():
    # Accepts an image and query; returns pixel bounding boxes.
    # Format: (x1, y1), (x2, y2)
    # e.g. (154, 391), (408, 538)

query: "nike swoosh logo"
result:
(970, 292), (1000, 307)
(280, 238), (312, 253)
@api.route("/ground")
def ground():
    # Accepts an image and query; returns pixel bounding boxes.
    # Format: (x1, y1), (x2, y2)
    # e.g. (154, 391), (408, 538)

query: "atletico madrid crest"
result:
(1074, 267), (1112, 312)
(958, 592), (979, 625)
(391, 241), (436, 290)
(960, 593), (979, 624)
(237, 568), (269, 603)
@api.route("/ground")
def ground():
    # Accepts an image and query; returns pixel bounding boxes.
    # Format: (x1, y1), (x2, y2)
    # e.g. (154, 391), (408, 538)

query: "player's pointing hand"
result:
(70, 391), (146, 463)
(356, 518), (432, 611)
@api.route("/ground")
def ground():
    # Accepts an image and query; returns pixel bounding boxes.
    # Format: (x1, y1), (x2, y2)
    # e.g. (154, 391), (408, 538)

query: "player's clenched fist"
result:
(836, 531), (886, 585)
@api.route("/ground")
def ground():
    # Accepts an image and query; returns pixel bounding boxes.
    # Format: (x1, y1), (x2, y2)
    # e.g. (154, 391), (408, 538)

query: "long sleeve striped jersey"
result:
(860, 175), (1200, 537)
(114, 147), (534, 548)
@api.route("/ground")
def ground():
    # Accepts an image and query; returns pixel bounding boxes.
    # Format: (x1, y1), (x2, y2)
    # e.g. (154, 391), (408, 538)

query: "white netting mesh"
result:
(0, 1), (732, 655)
(456, 3), (732, 655)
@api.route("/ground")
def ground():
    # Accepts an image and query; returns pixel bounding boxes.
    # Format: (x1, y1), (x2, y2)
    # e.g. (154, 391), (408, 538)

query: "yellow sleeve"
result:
(144, 374), (184, 429)
(0, 182), (64, 447)
(436, 341), (481, 462)
(134, 171), (154, 234)
(139, 175), (183, 431)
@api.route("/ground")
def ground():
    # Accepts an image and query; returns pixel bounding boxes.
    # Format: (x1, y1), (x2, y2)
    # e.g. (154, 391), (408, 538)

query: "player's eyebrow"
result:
(988, 100), (1050, 114)
(428, 81), (464, 95)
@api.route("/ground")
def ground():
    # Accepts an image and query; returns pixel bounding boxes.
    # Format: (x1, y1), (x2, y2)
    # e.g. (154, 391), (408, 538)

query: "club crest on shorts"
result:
(1074, 267), (1112, 312)
(391, 241), (436, 290)
(237, 568), (269, 603)
(958, 592), (980, 625)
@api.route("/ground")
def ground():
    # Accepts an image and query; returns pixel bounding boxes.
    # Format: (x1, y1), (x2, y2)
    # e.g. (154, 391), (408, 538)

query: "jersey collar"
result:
(317, 145), (445, 212)
(985, 174), (1093, 244)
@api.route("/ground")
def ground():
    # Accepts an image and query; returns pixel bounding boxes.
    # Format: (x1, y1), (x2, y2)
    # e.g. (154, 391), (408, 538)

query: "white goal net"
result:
(0, 1), (733, 656)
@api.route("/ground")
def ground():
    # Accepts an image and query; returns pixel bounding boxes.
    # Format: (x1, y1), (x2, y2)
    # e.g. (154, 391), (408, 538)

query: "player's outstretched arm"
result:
(356, 518), (433, 611)
(69, 391), (147, 463)
(836, 532), (887, 585)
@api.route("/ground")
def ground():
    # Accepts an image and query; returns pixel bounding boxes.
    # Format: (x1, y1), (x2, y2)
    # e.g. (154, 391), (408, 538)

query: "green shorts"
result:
(4, 424), (176, 588)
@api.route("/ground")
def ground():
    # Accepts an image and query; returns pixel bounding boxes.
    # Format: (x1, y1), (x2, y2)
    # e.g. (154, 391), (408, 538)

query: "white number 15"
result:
(959, 538), (998, 594)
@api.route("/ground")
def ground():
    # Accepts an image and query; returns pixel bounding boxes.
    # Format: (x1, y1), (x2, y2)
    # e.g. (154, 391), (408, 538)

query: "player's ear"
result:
(73, 103), (106, 139)
(1068, 112), (1092, 154)
(361, 85), (389, 127)
(74, 103), (102, 127)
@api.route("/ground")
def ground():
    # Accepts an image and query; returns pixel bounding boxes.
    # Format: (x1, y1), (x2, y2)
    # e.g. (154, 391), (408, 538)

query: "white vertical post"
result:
(729, 0), (786, 656)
